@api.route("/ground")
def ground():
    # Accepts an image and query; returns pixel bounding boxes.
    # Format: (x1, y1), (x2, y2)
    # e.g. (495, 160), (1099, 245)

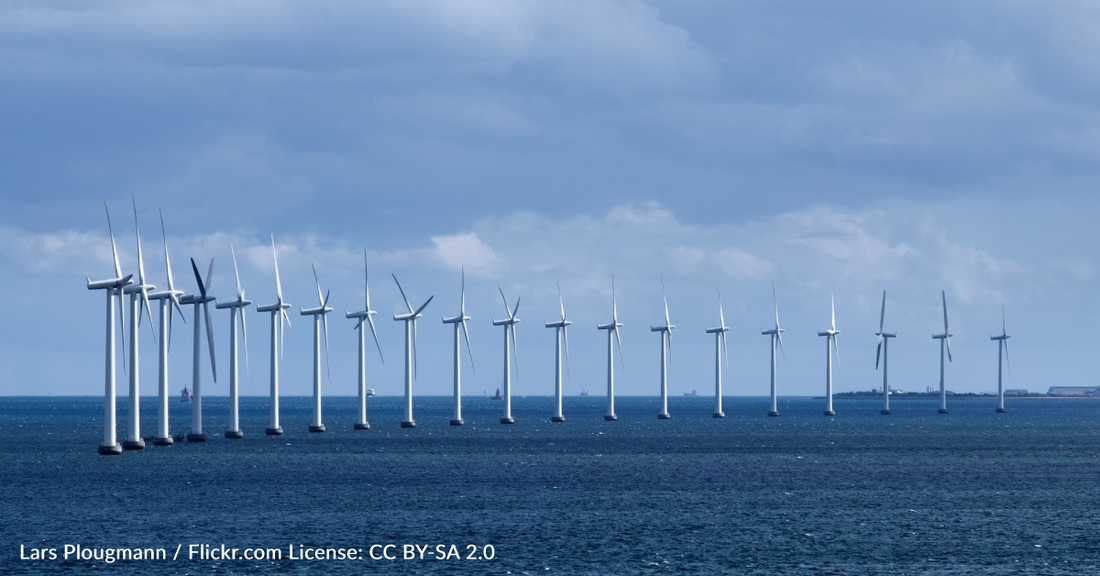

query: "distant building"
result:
(1047, 386), (1100, 397)
(1005, 389), (1028, 396)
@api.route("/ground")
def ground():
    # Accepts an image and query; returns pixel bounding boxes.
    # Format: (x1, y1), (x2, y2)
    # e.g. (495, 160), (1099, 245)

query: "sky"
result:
(2, 0), (1100, 400)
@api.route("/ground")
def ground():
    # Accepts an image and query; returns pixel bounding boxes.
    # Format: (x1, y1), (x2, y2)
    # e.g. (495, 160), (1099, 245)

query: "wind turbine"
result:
(122, 198), (157, 450)
(180, 257), (216, 441)
(875, 290), (897, 415)
(392, 274), (433, 428)
(215, 246), (250, 438)
(933, 290), (953, 415)
(146, 209), (185, 445)
(992, 306), (1011, 413)
(597, 277), (625, 421)
(493, 288), (521, 424)
(441, 268), (474, 426)
(817, 294), (841, 417)
(300, 263), (333, 433)
(86, 203), (133, 455)
(544, 283), (571, 423)
(705, 289), (730, 418)
(650, 279), (674, 420)
(347, 250), (384, 430)
(760, 284), (785, 417)
(256, 235), (292, 435)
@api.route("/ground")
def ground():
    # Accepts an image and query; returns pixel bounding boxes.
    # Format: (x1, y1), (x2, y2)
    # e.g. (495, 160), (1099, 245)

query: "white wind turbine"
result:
(86, 203), (133, 455)
(347, 251), (384, 430)
(392, 274), (433, 428)
(650, 279), (674, 420)
(441, 269), (474, 426)
(597, 277), (625, 421)
(215, 246), (250, 438)
(122, 198), (157, 450)
(760, 284), (785, 417)
(146, 210), (185, 445)
(544, 283), (571, 423)
(300, 264), (333, 433)
(705, 289), (730, 418)
(181, 257), (217, 441)
(991, 305), (1011, 414)
(817, 294), (841, 417)
(493, 288), (521, 425)
(256, 235), (292, 435)
(875, 290), (897, 415)
(933, 290), (953, 415)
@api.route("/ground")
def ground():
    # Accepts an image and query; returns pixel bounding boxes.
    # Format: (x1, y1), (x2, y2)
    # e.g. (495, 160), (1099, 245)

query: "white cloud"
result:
(430, 232), (502, 275)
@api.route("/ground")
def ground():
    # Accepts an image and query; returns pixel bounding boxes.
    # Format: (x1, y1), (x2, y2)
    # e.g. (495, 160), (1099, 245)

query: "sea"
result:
(3, 394), (1100, 575)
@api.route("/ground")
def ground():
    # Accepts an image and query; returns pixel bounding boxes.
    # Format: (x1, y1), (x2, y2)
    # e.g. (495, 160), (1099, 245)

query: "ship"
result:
(180, 387), (191, 402)
(684, 389), (698, 397)
(366, 388), (375, 398)
(579, 388), (589, 397)
(491, 388), (503, 400)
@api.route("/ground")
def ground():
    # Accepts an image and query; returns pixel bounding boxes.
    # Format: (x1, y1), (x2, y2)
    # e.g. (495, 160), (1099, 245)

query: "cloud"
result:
(430, 232), (502, 275)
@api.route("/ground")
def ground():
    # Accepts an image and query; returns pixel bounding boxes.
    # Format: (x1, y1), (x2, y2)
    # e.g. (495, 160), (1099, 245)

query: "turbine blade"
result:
(322, 312), (330, 377)
(833, 335), (841, 371)
(510, 324), (519, 383)
(512, 296), (520, 319)
(773, 283), (780, 328)
(413, 295), (433, 317)
(461, 267), (466, 316)
(272, 235), (283, 302)
(879, 290), (886, 333)
(1003, 339), (1010, 376)
(612, 276), (618, 322)
(614, 328), (624, 370)
(364, 249), (370, 312)
(498, 287), (510, 315)
(205, 257), (215, 292)
(204, 301), (217, 382)
(946, 336), (952, 363)
(461, 319), (474, 373)
(412, 320), (418, 379)
(942, 290), (949, 334)
(1002, 304), (1007, 337)
(105, 202), (122, 279)
(777, 331), (786, 360)
(392, 274), (413, 313)
(312, 263), (323, 307)
(367, 314), (384, 364)
(666, 330), (672, 364)
(279, 313), (285, 360)
(161, 209), (175, 293)
(558, 282), (565, 321)
(231, 245), (243, 299)
(721, 331), (729, 369)
(563, 325), (571, 377)
(875, 339), (882, 370)
(281, 307), (292, 328)
(240, 305), (249, 378)
(718, 288), (725, 328)
(323, 289), (331, 310)
(831, 293), (836, 331)
(117, 289), (127, 372)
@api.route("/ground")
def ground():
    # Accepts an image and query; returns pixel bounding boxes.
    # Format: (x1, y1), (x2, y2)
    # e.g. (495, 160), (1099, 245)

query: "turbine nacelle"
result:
(545, 319), (572, 328)
(87, 275), (134, 291)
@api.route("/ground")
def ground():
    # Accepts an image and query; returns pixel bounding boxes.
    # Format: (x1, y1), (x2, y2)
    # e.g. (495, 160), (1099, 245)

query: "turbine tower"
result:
(256, 235), (292, 435)
(991, 306), (1011, 413)
(544, 283), (571, 423)
(146, 210), (185, 445)
(875, 290), (897, 415)
(392, 274), (433, 428)
(493, 288), (521, 424)
(650, 279), (674, 420)
(86, 203), (133, 455)
(441, 269), (474, 426)
(597, 277), (625, 421)
(122, 199), (157, 450)
(817, 294), (841, 417)
(347, 250), (384, 430)
(181, 257), (216, 442)
(299, 264), (332, 433)
(215, 246), (250, 438)
(933, 290), (953, 415)
(760, 285), (785, 417)
(705, 289), (730, 418)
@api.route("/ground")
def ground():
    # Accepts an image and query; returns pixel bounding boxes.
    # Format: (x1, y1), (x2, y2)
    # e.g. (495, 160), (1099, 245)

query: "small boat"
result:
(180, 388), (191, 402)
(684, 390), (698, 397)
(366, 388), (375, 398)
(491, 388), (503, 400)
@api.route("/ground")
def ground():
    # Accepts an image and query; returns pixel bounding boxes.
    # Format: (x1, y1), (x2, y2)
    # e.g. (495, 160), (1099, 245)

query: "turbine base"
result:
(224, 430), (244, 439)
(354, 423), (371, 430)
(449, 419), (464, 426)
(551, 416), (566, 423)
(122, 439), (145, 450)
(604, 414), (618, 421)
(767, 411), (780, 417)
(824, 410), (836, 416)
(712, 412), (725, 418)
(996, 407), (1007, 413)
(266, 427), (284, 435)
(308, 425), (326, 433)
(186, 433), (206, 442)
(880, 410), (892, 415)
(98, 443), (122, 455)
(401, 421), (416, 428)
(937, 408), (949, 414)
(500, 417), (514, 424)
(657, 413), (671, 420)
(152, 436), (173, 446)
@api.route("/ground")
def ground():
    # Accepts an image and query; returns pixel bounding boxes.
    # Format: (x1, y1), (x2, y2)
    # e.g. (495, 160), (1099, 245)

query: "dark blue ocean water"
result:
(3, 394), (1100, 574)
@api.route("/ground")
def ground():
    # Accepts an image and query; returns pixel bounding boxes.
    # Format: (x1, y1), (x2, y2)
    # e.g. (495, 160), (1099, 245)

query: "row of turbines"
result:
(87, 202), (1013, 456)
